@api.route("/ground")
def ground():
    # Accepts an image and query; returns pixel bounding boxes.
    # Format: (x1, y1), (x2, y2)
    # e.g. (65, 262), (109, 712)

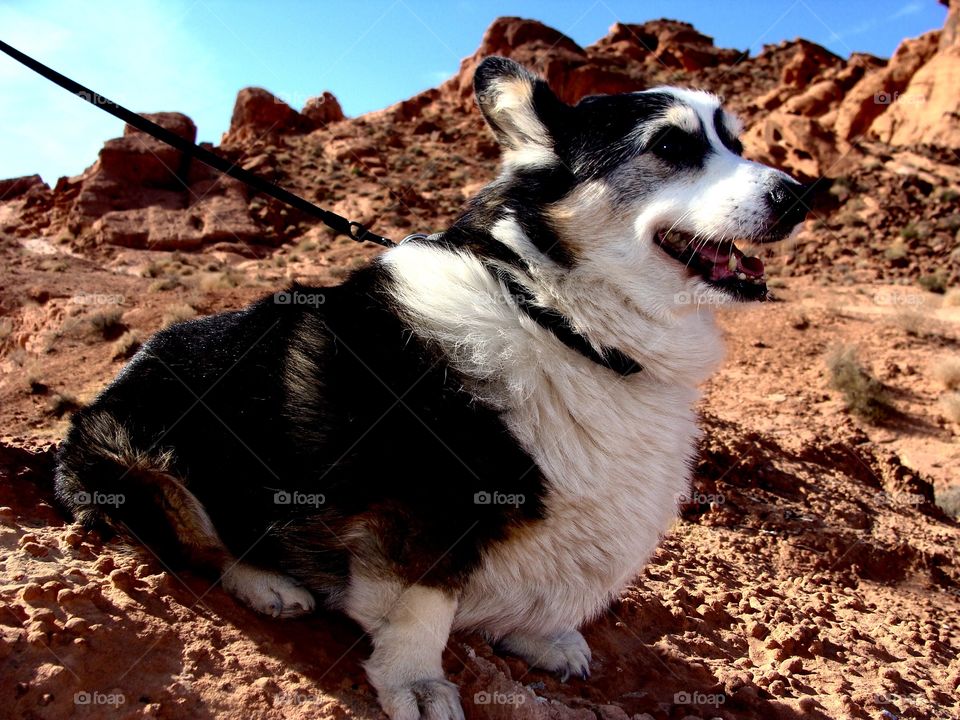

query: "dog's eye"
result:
(649, 127), (701, 166)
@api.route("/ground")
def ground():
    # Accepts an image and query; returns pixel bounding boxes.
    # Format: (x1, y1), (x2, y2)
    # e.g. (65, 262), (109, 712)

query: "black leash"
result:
(2, 39), (643, 378)
(0, 39), (395, 248)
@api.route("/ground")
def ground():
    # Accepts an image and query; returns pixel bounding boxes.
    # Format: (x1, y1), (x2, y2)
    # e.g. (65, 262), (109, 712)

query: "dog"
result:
(55, 56), (809, 720)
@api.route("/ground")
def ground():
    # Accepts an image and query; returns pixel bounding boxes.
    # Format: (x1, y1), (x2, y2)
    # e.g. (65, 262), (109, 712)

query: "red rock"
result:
(0, 175), (47, 201)
(222, 87), (303, 145)
(302, 91), (345, 128)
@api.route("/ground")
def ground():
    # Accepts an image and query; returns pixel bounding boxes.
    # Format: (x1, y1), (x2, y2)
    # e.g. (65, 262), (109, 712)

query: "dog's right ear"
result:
(474, 56), (565, 157)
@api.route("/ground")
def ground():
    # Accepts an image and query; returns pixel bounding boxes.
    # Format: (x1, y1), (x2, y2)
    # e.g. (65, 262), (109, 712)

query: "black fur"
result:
(57, 264), (546, 596)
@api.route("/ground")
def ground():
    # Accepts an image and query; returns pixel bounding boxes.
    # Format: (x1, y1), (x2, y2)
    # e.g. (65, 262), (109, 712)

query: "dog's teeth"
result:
(728, 255), (738, 272)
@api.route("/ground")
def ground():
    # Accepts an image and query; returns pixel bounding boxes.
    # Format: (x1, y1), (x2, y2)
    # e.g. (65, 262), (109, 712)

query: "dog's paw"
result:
(221, 563), (315, 618)
(497, 629), (592, 681)
(377, 678), (464, 720)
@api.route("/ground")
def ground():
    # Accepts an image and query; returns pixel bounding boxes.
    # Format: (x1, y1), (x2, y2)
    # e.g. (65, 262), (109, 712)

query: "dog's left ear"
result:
(474, 56), (565, 153)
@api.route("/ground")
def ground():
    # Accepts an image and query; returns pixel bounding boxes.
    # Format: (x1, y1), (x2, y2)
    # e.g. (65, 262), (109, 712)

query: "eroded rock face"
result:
(222, 87), (346, 146)
(2, 10), (959, 253)
(869, 0), (960, 147)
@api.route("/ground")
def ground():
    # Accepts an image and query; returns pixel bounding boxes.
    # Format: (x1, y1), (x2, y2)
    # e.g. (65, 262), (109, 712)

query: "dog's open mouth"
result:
(655, 229), (769, 301)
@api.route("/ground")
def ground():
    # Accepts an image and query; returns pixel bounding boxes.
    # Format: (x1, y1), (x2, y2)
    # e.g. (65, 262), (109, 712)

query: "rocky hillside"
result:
(2, 4), (959, 284)
(1, 5), (959, 720)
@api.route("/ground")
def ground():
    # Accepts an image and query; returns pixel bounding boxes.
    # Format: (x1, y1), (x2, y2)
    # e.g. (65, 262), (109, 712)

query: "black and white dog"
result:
(56, 57), (808, 719)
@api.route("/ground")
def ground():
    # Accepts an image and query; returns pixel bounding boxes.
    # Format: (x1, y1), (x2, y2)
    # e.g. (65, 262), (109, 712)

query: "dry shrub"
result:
(111, 331), (142, 361)
(936, 485), (960, 519)
(827, 345), (895, 422)
(941, 392), (960, 425)
(161, 303), (197, 329)
(933, 358), (960, 390)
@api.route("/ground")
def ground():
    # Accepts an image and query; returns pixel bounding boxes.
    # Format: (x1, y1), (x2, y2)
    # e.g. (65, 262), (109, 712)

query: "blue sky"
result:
(0, 0), (948, 184)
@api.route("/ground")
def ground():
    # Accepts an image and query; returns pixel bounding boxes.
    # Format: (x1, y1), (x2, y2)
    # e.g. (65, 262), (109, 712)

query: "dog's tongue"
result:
(702, 245), (765, 281)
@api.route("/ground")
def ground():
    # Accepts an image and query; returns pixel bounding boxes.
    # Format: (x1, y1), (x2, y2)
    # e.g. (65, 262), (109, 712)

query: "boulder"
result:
(302, 92), (345, 127)
(0, 175), (47, 201)
(221, 87), (304, 145)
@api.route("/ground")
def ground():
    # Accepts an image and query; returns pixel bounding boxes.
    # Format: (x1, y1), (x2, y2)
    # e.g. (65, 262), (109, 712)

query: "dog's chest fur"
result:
(384, 243), (717, 637)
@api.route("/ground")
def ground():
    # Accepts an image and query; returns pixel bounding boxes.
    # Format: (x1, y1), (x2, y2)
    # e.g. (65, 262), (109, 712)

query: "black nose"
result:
(766, 180), (811, 228)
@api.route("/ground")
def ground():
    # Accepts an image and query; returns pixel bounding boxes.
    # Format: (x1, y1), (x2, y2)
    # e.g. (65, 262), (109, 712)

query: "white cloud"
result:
(891, 1), (925, 20)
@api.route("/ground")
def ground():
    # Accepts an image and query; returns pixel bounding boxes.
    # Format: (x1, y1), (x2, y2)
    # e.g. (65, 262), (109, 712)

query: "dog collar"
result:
(487, 266), (642, 377)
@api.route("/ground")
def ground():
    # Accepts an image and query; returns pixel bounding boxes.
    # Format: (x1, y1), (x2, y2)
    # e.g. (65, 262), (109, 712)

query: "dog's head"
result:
(472, 56), (810, 309)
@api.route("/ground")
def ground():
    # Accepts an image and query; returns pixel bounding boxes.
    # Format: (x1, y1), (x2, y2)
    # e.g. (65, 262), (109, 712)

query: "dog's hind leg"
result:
(345, 573), (463, 720)
(56, 409), (314, 618)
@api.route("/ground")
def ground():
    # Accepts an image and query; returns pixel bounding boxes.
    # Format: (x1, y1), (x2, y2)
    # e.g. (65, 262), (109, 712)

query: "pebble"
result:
(780, 657), (803, 675)
(94, 556), (115, 575)
(798, 696), (817, 712)
(0, 506), (15, 523)
(20, 583), (44, 603)
(21, 542), (48, 558)
(64, 617), (88, 633)
(109, 569), (136, 592)
(880, 667), (900, 682)
(57, 588), (78, 604)
(747, 621), (768, 639)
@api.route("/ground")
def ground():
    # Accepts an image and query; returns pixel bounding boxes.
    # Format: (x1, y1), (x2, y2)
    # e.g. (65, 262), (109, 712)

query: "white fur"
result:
(382, 237), (722, 639)
(344, 575), (463, 720)
(221, 563), (316, 618)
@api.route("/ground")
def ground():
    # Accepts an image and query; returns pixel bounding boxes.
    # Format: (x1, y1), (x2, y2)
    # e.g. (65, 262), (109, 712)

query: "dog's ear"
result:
(474, 56), (564, 154)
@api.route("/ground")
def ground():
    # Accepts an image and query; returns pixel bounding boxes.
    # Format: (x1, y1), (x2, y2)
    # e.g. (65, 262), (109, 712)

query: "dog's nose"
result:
(766, 180), (810, 227)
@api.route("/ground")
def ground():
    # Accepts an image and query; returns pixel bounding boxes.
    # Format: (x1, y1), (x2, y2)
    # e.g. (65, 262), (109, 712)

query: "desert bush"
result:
(942, 392), (960, 424)
(161, 303), (197, 329)
(89, 309), (125, 339)
(47, 392), (81, 417)
(936, 486), (960, 519)
(148, 277), (183, 292)
(918, 272), (947, 294)
(111, 331), (142, 361)
(900, 223), (921, 240)
(827, 345), (895, 422)
(884, 238), (908, 261)
(933, 358), (960, 390)
(895, 309), (926, 337)
(199, 269), (243, 291)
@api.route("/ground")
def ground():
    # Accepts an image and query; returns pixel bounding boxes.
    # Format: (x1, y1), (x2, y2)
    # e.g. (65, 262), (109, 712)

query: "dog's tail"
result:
(55, 408), (228, 570)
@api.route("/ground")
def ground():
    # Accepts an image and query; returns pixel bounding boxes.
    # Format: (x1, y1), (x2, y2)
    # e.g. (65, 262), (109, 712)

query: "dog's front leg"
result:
(346, 575), (463, 720)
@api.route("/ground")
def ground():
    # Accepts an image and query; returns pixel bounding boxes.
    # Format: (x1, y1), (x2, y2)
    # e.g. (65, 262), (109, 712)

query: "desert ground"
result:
(1, 7), (960, 720)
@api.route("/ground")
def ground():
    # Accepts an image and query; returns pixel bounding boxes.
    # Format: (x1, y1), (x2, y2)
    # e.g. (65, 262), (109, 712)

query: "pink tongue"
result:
(705, 246), (765, 281)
